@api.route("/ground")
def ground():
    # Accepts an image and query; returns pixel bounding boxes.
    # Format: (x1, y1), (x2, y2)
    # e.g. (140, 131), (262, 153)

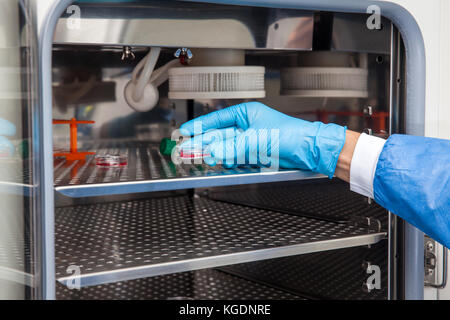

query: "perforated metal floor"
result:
(56, 269), (302, 300)
(54, 141), (322, 198)
(55, 195), (385, 288)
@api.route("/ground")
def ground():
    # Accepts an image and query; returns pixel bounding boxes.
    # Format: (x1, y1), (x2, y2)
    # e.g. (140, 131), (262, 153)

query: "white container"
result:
(280, 67), (368, 98)
(168, 66), (265, 99)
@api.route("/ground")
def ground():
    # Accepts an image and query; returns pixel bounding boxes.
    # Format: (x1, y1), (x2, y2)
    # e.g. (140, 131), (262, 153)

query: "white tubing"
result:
(125, 54), (182, 112)
(150, 59), (181, 87)
(131, 53), (149, 83)
(132, 47), (161, 102)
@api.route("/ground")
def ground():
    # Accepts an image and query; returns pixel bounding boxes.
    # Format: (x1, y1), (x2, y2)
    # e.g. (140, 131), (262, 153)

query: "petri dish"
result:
(95, 154), (128, 167)
(179, 147), (210, 160)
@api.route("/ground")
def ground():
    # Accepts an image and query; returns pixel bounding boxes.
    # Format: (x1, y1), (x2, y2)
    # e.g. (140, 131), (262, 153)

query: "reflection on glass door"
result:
(0, 0), (38, 299)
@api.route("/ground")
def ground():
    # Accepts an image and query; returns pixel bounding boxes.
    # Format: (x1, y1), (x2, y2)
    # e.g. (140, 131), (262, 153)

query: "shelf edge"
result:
(57, 232), (386, 288)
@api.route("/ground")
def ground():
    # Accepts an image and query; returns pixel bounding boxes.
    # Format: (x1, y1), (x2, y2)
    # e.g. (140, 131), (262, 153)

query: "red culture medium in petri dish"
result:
(95, 154), (128, 167)
(179, 148), (210, 159)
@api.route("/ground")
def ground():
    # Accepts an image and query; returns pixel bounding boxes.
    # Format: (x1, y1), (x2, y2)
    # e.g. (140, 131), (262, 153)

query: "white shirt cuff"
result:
(350, 133), (386, 198)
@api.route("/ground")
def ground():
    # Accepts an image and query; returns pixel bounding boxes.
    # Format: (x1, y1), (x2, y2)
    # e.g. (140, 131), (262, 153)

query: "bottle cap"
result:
(160, 138), (177, 156)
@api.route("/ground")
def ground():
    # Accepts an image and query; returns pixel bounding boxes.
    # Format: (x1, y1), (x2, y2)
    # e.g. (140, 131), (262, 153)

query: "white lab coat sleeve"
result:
(349, 133), (386, 198)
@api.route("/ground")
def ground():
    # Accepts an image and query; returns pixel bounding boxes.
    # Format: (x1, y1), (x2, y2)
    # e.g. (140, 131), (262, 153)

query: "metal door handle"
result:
(425, 246), (447, 289)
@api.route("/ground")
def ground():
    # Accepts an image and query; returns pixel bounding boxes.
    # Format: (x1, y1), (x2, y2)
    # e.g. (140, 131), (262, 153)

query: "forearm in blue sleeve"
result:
(373, 134), (450, 247)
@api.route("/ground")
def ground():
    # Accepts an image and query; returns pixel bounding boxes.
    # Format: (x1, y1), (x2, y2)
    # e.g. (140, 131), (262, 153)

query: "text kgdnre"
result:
(179, 304), (271, 317)
(224, 304), (271, 315)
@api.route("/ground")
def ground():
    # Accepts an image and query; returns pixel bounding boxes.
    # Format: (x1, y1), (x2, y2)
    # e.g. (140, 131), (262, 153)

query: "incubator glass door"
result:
(0, 0), (39, 299)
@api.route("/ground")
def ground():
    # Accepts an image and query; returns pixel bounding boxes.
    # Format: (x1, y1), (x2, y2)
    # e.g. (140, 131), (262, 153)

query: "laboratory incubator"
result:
(1, 0), (445, 300)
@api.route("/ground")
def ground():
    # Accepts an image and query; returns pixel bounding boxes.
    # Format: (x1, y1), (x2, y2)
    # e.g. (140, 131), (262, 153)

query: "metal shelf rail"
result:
(55, 195), (386, 288)
(56, 268), (303, 300)
(53, 141), (323, 198)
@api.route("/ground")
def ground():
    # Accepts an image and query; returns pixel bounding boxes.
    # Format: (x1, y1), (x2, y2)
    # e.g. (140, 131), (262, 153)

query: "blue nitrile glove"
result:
(179, 102), (346, 178)
(0, 118), (16, 157)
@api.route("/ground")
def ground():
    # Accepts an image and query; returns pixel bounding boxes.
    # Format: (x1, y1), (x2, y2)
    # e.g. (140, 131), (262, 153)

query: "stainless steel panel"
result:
(53, 1), (313, 50)
(53, 141), (324, 198)
(56, 268), (302, 300)
(55, 195), (385, 288)
(331, 13), (391, 54)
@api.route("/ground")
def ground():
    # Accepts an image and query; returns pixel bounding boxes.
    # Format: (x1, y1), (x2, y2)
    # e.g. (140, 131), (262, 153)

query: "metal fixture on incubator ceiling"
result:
(174, 48), (193, 64)
(121, 46), (135, 61)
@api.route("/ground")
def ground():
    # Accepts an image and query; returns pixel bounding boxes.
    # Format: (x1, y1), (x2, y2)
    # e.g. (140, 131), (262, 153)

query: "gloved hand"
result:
(179, 102), (346, 178)
(0, 118), (16, 157)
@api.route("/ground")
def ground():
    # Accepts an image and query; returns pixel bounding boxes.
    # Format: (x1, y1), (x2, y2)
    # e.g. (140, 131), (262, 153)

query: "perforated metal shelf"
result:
(220, 241), (389, 300)
(56, 268), (302, 300)
(208, 180), (389, 224)
(55, 195), (385, 288)
(53, 140), (323, 198)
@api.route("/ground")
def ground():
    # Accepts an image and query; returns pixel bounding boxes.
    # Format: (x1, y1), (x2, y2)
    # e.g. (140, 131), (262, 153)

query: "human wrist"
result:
(335, 130), (360, 182)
